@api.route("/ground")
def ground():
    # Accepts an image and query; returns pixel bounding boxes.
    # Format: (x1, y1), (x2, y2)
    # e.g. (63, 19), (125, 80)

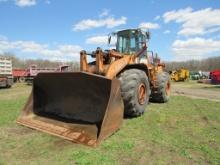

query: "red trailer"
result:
(13, 69), (27, 82)
(13, 65), (70, 83)
(210, 70), (220, 84)
(25, 65), (70, 83)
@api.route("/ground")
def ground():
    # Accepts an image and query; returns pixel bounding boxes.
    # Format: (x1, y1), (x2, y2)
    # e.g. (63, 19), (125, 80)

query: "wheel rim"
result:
(138, 83), (146, 105)
(165, 80), (171, 96)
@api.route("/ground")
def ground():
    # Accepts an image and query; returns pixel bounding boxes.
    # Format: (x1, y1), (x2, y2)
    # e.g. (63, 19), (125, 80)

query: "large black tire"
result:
(19, 77), (26, 83)
(118, 69), (150, 117)
(150, 72), (171, 103)
(6, 77), (13, 88)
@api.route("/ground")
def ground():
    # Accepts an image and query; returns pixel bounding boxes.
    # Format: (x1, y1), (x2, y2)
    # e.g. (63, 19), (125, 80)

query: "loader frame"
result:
(17, 29), (170, 147)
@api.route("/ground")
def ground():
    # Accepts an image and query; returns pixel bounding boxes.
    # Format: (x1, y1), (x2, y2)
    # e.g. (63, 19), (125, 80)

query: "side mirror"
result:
(108, 36), (111, 45)
(146, 31), (151, 40)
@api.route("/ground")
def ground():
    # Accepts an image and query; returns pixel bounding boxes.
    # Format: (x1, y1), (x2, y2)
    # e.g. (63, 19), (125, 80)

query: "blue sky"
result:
(0, 0), (220, 62)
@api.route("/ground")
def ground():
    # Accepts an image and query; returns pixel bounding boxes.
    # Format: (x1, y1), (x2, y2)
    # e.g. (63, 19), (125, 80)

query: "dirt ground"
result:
(171, 81), (220, 101)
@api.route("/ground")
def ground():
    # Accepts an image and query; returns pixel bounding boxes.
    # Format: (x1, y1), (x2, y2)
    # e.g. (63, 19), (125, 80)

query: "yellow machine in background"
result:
(171, 69), (189, 82)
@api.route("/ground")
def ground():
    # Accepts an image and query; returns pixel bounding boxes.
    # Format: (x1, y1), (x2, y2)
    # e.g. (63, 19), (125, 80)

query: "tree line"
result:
(165, 56), (220, 72)
(0, 53), (80, 71)
(1, 52), (220, 72)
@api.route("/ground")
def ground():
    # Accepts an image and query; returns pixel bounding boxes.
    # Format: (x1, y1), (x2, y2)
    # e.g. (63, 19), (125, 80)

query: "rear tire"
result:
(19, 77), (25, 83)
(150, 72), (170, 103)
(118, 69), (150, 117)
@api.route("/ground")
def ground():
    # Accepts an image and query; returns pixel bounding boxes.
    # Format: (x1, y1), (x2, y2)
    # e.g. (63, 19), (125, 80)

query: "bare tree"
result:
(0, 52), (80, 71)
(165, 56), (220, 71)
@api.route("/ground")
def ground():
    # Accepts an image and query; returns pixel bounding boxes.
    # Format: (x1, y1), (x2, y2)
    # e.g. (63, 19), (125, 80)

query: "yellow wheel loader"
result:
(17, 29), (171, 147)
(170, 69), (189, 82)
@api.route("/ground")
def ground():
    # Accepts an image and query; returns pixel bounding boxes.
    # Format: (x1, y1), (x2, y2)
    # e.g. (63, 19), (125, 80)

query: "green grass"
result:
(0, 84), (220, 164)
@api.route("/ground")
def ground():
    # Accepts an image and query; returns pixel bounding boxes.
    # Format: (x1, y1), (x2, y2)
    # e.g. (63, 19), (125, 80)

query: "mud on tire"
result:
(118, 69), (150, 117)
(150, 72), (170, 103)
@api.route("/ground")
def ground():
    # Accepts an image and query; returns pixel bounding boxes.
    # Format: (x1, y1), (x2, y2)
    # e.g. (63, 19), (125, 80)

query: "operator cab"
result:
(109, 29), (150, 55)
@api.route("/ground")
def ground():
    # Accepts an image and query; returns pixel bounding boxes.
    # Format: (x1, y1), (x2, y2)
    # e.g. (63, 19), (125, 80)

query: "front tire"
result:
(118, 69), (150, 117)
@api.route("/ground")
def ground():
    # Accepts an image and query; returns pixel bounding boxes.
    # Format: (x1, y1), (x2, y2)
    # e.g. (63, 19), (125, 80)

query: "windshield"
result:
(116, 30), (144, 54)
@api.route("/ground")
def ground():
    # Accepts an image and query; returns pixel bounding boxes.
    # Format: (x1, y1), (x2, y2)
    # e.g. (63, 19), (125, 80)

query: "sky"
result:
(0, 0), (220, 62)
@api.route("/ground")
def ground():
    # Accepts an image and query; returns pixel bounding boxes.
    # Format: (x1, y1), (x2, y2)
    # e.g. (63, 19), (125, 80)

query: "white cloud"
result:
(154, 15), (160, 21)
(0, 37), (82, 61)
(1, 0), (38, 7)
(163, 7), (193, 23)
(99, 9), (110, 18)
(15, 0), (36, 7)
(86, 35), (117, 46)
(164, 30), (170, 34)
(73, 16), (127, 31)
(138, 22), (160, 30)
(0, 35), (8, 40)
(86, 36), (108, 45)
(163, 7), (220, 36)
(172, 37), (220, 60)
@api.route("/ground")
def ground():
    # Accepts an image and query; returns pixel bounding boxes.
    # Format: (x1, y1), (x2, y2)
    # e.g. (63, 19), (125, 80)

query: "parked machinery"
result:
(13, 65), (70, 83)
(170, 69), (189, 82)
(25, 64), (70, 83)
(17, 29), (171, 146)
(210, 70), (220, 84)
(13, 68), (27, 83)
(0, 57), (13, 88)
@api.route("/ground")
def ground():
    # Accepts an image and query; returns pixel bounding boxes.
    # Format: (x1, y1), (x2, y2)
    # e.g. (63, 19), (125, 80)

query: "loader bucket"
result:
(17, 72), (124, 147)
